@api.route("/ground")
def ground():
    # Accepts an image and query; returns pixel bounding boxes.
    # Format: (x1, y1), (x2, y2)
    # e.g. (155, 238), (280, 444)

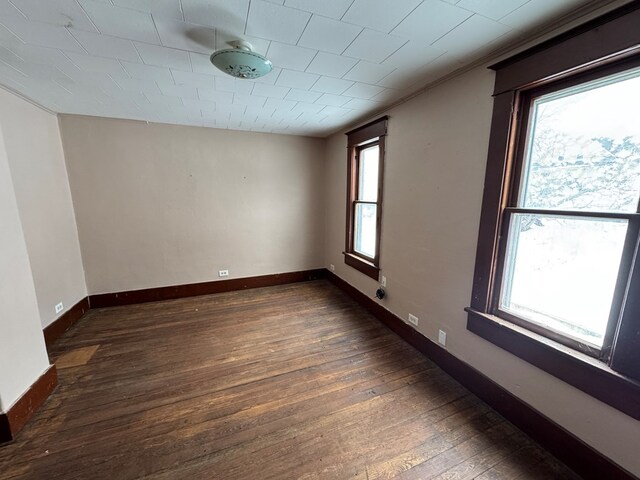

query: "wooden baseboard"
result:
(43, 297), (90, 349)
(0, 365), (57, 444)
(325, 270), (636, 480)
(89, 269), (327, 308)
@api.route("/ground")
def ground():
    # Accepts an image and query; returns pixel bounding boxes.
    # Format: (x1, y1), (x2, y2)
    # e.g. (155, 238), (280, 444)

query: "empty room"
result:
(0, 0), (638, 478)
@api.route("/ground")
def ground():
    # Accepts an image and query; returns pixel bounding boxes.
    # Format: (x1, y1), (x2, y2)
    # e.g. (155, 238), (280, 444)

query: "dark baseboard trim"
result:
(43, 297), (90, 350)
(325, 270), (636, 480)
(0, 365), (57, 444)
(89, 269), (327, 308)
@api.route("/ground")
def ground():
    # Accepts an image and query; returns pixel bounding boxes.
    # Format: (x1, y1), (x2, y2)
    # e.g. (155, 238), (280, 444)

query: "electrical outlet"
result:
(438, 329), (447, 347)
(408, 313), (418, 326)
(55, 302), (64, 314)
(329, 264), (335, 271)
(381, 275), (387, 287)
(218, 270), (229, 277)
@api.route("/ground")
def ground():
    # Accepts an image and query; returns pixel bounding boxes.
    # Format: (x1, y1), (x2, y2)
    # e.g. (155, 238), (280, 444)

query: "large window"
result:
(467, 3), (640, 419)
(344, 117), (387, 280)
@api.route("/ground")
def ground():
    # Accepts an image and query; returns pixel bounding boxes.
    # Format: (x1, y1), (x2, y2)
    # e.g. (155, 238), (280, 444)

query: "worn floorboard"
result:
(0, 281), (580, 479)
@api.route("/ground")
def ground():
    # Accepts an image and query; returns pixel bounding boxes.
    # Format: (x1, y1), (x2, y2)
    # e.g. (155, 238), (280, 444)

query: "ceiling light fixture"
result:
(210, 40), (273, 79)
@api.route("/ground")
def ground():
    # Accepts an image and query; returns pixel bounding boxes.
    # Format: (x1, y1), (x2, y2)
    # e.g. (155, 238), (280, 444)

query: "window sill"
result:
(465, 307), (640, 419)
(343, 252), (379, 281)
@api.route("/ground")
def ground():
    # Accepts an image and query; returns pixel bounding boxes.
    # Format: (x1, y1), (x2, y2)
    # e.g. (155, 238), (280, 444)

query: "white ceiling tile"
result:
(197, 88), (233, 103)
(233, 93), (267, 107)
(77, 0), (160, 44)
(0, 17), (84, 51)
(382, 40), (446, 68)
(264, 97), (296, 110)
(283, 0), (353, 19)
(0, 22), (21, 46)
(343, 61), (395, 84)
(315, 93), (349, 107)
(456, 0), (529, 21)
(342, 0), (423, 33)
(7, 44), (73, 69)
(251, 82), (290, 99)
(392, 0), (472, 44)
(297, 111), (327, 123)
(298, 15), (362, 54)
(275, 69), (319, 89)
(121, 60), (174, 82)
(499, 0), (586, 30)
(376, 64), (423, 88)
(111, 0), (184, 21)
(158, 83), (198, 99)
(285, 88), (321, 102)
(182, 97), (216, 110)
(343, 29), (407, 64)
(310, 76), (353, 94)
(63, 51), (128, 75)
(142, 93), (184, 109)
(305, 52), (356, 78)
(181, 0), (249, 32)
(215, 103), (246, 115)
(69, 30), (141, 61)
(172, 69), (218, 88)
(134, 42), (191, 70)
(190, 52), (216, 74)
(342, 82), (385, 99)
(0, 1), (25, 20)
(110, 75), (161, 95)
(214, 76), (254, 94)
(430, 15), (512, 55)
(266, 42), (316, 71)
(320, 105), (352, 117)
(154, 19), (215, 54)
(342, 97), (380, 109)
(10, 0), (98, 32)
(246, 1), (310, 44)
(292, 102), (324, 113)
(63, 69), (125, 90)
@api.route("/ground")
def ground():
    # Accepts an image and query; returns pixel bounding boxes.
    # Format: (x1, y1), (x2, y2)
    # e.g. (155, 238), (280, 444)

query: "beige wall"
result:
(59, 116), (325, 294)
(323, 66), (640, 475)
(0, 89), (86, 328)
(0, 121), (50, 411)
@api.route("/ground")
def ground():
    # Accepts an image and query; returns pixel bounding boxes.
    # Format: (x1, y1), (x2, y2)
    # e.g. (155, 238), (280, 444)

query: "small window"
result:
(344, 117), (387, 280)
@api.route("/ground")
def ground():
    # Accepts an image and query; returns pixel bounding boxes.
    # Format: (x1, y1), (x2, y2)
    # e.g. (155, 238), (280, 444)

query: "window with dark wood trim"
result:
(466, 3), (640, 419)
(344, 116), (388, 280)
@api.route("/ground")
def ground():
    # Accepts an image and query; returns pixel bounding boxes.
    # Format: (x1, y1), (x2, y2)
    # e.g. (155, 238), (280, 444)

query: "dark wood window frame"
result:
(344, 116), (388, 280)
(466, 3), (640, 419)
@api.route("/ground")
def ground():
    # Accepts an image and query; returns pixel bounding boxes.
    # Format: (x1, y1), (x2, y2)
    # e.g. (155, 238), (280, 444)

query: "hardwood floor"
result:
(0, 280), (580, 479)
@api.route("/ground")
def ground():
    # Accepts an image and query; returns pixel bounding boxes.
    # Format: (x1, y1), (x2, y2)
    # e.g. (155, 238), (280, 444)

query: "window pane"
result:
(358, 145), (379, 202)
(500, 213), (627, 347)
(354, 203), (377, 259)
(521, 68), (640, 213)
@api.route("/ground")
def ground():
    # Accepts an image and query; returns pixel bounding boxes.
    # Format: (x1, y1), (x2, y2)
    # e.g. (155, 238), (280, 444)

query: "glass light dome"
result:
(210, 41), (273, 80)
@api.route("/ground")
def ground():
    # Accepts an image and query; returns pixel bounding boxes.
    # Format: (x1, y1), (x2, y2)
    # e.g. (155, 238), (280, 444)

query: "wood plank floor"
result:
(0, 280), (580, 479)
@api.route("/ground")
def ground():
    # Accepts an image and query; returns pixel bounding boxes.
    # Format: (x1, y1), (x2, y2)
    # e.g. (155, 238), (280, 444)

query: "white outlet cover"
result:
(55, 302), (64, 314)
(438, 329), (447, 346)
(219, 270), (229, 277)
(381, 276), (387, 287)
(408, 313), (418, 326)
(330, 264), (335, 271)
